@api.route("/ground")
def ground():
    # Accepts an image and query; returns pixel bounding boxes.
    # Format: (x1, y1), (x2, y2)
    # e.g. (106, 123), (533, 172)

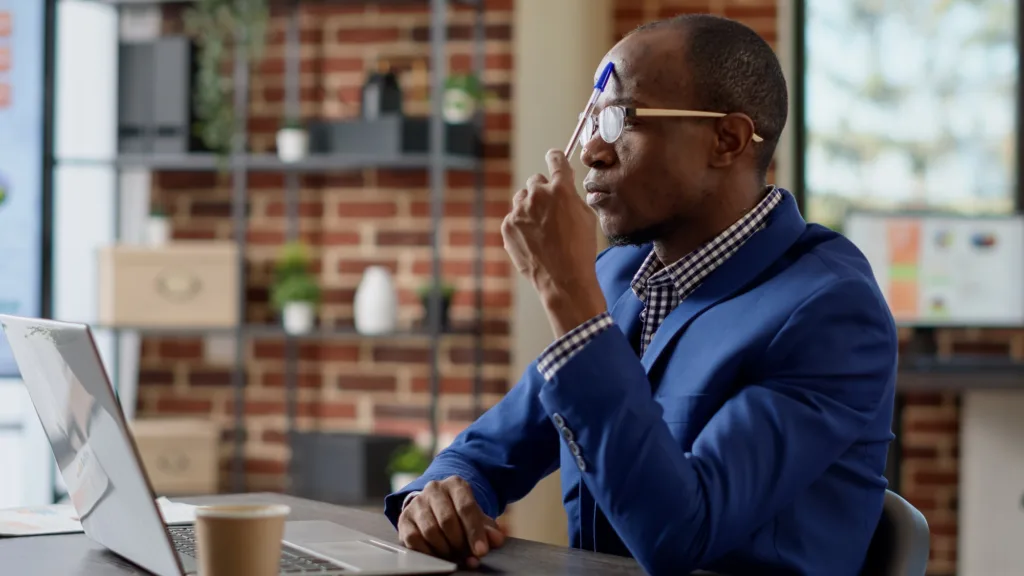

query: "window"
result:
(798, 0), (1018, 231)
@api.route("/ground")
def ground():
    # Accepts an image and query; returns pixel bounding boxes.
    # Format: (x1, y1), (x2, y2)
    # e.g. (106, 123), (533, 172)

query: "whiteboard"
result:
(844, 212), (1024, 326)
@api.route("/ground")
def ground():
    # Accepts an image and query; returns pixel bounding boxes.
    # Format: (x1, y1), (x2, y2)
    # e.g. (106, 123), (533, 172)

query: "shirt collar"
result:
(631, 186), (782, 303)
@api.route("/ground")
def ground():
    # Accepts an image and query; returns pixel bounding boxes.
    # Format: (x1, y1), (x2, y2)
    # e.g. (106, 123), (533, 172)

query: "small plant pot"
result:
(146, 216), (171, 246)
(276, 128), (308, 163)
(282, 301), (316, 335)
(420, 297), (451, 332)
(391, 472), (421, 494)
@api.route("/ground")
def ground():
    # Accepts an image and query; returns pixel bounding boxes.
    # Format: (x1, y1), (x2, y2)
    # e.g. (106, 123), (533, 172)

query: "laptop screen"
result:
(0, 316), (184, 576)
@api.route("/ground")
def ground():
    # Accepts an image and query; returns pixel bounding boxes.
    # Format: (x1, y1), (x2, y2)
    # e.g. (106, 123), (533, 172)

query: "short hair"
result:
(631, 14), (788, 179)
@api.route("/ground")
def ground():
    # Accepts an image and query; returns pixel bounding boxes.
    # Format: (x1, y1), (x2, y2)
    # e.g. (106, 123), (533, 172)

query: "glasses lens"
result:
(599, 106), (624, 143)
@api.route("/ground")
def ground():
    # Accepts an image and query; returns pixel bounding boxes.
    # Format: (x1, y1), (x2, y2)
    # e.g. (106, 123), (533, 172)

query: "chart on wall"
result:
(0, 0), (45, 376)
(845, 212), (1024, 326)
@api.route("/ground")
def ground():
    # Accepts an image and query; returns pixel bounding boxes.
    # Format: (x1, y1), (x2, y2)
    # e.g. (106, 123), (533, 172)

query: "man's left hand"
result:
(501, 149), (607, 337)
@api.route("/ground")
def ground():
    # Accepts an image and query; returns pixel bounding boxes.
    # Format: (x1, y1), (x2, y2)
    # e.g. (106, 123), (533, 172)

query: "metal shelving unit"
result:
(82, 0), (488, 493)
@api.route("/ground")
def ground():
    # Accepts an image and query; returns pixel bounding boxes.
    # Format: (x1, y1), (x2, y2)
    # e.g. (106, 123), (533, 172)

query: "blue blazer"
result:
(385, 190), (898, 575)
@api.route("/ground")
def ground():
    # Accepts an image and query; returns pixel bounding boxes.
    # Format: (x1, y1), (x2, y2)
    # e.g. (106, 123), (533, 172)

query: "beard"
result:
(605, 219), (678, 248)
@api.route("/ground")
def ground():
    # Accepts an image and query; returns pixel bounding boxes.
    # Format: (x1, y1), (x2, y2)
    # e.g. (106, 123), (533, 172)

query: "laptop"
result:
(0, 314), (456, 576)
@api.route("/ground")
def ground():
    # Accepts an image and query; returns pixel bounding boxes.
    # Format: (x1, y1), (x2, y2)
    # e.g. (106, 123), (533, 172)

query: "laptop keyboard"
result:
(168, 526), (346, 574)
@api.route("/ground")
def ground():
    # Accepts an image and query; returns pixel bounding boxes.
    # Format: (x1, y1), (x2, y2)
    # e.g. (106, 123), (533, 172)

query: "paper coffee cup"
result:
(194, 504), (290, 576)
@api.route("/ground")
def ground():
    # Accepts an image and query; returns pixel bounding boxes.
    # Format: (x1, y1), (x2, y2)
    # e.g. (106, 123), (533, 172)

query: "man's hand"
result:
(502, 149), (607, 337)
(397, 477), (506, 569)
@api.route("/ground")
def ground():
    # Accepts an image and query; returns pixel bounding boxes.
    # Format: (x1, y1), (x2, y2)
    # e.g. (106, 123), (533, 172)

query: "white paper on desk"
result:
(0, 497), (197, 537)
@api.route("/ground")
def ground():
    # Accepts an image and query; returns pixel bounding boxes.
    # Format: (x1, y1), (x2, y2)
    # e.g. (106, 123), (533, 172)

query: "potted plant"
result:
(276, 117), (308, 163)
(146, 205), (171, 246)
(442, 73), (484, 124)
(387, 443), (432, 493)
(184, 0), (269, 164)
(271, 241), (321, 335)
(417, 281), (456, 331)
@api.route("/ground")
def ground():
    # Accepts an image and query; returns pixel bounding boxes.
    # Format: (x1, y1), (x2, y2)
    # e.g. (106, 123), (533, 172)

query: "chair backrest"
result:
(860, 490), (931, 576)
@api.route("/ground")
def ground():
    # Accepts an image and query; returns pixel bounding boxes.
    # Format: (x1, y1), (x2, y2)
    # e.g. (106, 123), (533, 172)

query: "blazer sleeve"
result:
(383, 360), (561, 526)
(536, 277), (897, 575)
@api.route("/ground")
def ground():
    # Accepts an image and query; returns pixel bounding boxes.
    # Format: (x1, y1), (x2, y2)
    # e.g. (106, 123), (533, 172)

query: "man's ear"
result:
(709, 113), (756, 168)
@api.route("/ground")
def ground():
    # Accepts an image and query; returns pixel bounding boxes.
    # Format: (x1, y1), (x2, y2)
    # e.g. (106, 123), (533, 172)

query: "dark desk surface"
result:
(0, 492), (646, 576)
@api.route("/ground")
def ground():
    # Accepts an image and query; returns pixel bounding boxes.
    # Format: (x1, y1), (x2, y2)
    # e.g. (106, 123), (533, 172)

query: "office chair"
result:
(860, 489), (931, 576)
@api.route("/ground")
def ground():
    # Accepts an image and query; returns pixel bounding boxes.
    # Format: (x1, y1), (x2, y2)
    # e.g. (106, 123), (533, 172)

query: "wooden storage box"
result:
(98, 242), (239, 327)
(129, 418), (219, 496)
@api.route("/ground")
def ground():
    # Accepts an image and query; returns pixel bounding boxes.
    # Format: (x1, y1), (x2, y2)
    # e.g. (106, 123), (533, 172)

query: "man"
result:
(384, 14), (897, 576)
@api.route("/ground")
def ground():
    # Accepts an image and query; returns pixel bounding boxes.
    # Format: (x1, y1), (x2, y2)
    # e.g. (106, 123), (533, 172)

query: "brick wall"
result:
(137, 0), (515, 493)
(615, 2), (965, 575)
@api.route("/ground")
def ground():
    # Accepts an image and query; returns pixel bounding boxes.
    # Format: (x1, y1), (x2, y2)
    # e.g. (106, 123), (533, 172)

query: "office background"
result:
(1, 1), (1022, 575)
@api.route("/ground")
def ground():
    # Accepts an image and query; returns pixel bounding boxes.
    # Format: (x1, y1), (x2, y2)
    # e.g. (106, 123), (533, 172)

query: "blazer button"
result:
(568, 440), (581, 457)
(552, 413), (565, 428)
(575, 455), (587, 472)
(561, 426), (574, 442)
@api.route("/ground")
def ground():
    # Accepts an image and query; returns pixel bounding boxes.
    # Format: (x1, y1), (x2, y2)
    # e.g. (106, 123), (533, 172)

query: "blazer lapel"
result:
(640, 191), (807, 374)
(609, 285), (644, 355)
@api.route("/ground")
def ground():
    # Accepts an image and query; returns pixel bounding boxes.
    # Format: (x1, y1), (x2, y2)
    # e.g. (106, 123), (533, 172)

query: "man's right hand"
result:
(397, 476), (506, 568)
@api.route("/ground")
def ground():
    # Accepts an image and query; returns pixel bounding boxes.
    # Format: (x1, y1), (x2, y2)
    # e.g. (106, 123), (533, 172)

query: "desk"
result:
(0, 493), (646, 575)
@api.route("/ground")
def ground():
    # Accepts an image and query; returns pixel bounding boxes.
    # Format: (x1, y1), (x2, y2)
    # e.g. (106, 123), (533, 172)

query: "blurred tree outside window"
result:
(803, 0), (1017, 233)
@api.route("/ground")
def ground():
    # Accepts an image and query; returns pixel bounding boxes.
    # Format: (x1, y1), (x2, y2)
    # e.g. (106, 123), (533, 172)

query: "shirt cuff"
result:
(402, 491), (421, 510)
(536, 312), (614, 380)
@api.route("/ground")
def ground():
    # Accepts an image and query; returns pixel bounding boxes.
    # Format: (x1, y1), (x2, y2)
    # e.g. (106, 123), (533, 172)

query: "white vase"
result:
(353, 266), (398, 335)
(146, 216), (171, 246)
(282, 301), (315, 335)
(391, 472), (420, 494)
(276, 128), (308, 163)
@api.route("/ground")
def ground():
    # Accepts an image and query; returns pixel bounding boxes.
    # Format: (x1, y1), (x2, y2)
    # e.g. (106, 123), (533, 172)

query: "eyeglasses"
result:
(579, 105), (764, 154)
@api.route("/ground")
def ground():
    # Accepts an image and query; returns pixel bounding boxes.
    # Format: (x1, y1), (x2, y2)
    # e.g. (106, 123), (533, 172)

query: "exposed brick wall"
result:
(136, 1), (515, 493)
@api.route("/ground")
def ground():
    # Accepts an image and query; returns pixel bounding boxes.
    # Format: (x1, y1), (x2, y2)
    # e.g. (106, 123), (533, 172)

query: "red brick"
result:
(950, 341), (1012, 356)
(337, 259), (399, 275)
(914, 471), (958, 486)
(336, 201), (399, 218)
(264, 85), (323, 105)
(189, 368), (233, 387)
(266, 201), (324, 218)
(155, 171), (218, 190)
(158, 339), (203, 360)
(336, 375), (397, 391)
(907, 419), (958, 434)
(928, 519), (958, 537)
(322, 288), (357, 305)
(174, 229), (218, 241)
(336, 28), (401, 44)
(450, 53), (514, 73)
(485, 113), (512, 132)
(723, 5), (777, 20)
(376, 230), (432, 247)
(248, 229), (287, 245)
(453, 290), (511, 308)
(263, 430), (289, 444)
(903, 393), (945, 406)
(449, 229), (504, 248)
(257, 55), (320, 76)
(252, 341), (322, 361)
(243, 401), (287, 416)
(449, 347), (510, 365)
(902, 446), (939, 459)
(321, 344), (360, 362)
(245, 458), (287, 475)
(410, 201), (509, 218)
(156, 397), (213, 414)
(249, 173), (286, 190)
(309, 401), (357, 419)
(323, 57), (366, 73)
(377, 170), (429, 189)
(447, 407), (483, 422)
(374, 404), (430, 419)
(373, 346), (430, 364)
(411, 377), (507, 395)
(411, 259), (509, 277)
(139, 368), (175, 386)
(263, 371), (322, 389)
(323, 231), (361, 246)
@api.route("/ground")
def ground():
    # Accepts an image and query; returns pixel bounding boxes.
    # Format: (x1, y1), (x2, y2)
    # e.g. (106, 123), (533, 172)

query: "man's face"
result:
(581, 29), (716, 246)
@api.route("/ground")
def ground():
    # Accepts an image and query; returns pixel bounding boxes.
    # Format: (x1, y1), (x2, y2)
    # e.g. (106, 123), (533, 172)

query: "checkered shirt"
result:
(536, 187), (783, 380)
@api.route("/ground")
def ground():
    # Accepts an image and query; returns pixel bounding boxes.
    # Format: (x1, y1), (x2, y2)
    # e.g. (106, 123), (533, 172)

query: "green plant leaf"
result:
(387, 443), (432, 475)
